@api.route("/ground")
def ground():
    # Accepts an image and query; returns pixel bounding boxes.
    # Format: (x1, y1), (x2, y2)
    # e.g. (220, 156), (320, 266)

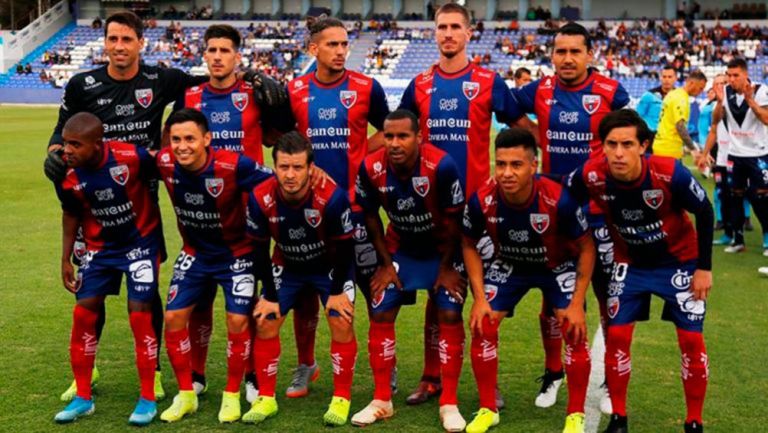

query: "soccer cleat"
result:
(323, 396), (351, 426)
(154, 370), (166, 401)
(218, 391), (241, 423)
(351, 399), (394, 426)
(245, 374), (259, 403)
(535, 369), (564, 408)
(54, 396), (95, 423)
(712, 234), (732, 246)
(405, 380), (442, 405)
(603, 414), (628, 433)
(159, 391), (198, 422)
(465, 408), (499, 433)
(242, 395), (278, 424)
(563, 412), (586, 433)
(759, 267), (768, 277)
(439, 404), (466, 432)
(128, 397), (157, 426)
(495, 385), (505, 409)
(192, 372), (208, 396)
(599, 382), (613, 415)
(391, 366), (399, 395)
(285, 363), (319, 398)
(723, 244), (746, 253)
(60, 367), (100, 402)
(685, 420), (703, 433)
(763, 234), (768, 257)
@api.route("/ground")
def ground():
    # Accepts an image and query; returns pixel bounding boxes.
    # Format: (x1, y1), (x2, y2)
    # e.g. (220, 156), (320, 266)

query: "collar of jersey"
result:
(311, 70), (348, 89)
(277, 183), (314, 209)
(556, 69), (596, 92)
(433, 62), (472, 79)
(496, 176), (538, 210)
(610, 156), (649, 189)
(89, 140), (111, 171)
(178, 147), (214, 176)
(204, 79), (242, 94)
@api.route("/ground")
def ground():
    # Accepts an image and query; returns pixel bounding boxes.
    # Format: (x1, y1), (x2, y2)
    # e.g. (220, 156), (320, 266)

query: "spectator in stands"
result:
(15, 64), (23, 74)
(92, 17), (102, 29)
(24, 63), (32, 74)
(40, 69), (49, 83)
(513, 67), (532, 88)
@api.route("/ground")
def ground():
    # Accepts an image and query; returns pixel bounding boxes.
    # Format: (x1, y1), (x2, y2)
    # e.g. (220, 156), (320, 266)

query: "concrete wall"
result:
(589, 0), (663, 18)
(1, 1), (71, 72)
(223, 0), (245, 14)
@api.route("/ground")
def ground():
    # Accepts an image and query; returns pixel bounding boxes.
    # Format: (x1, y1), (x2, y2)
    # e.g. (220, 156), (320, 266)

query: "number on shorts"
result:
(611, 262), (628, 282)
(174, 252), (195, 271)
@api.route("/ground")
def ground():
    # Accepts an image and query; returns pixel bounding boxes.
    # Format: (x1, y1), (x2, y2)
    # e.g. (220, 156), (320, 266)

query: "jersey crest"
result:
(462, 81), (479, 100)
(582, 94), (601, 115)
(304, 208), (322, 228)
(530, 213), (550, 234)
(109, 164), (129, 185)
(231, 92), (248, 112)
(412, 176), (430, 197)
(340, 90), (357, 109)
(642, 189), (664, 209)
(135, 88), (153, 108)
(205, 178), (224, 197)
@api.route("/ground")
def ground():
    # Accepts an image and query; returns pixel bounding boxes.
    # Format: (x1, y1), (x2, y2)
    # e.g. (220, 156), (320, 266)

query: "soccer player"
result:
(276, 17), (390, 399)
(709, 57), (768, 256)
(244, 132), (358, 426)
(565, 109), (714, 433)
(636, 65), (677, 142)
(351, 110), (467, 431)
(53, 113), (162, 425)
(397, 3), (522, 406)
(652, 70), (708, 160)
(463, 128), (595, 433)
(514, 67), (533, 88)
(154, 109), (273, 423)
(513, 21), (629, 411)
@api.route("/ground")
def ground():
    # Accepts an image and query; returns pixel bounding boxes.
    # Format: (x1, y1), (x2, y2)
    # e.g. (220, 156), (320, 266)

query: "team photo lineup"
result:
(18, 2), (768, 433)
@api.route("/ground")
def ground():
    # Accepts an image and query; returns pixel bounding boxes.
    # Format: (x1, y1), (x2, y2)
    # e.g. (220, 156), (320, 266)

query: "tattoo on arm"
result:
(676, 119), (698, 151)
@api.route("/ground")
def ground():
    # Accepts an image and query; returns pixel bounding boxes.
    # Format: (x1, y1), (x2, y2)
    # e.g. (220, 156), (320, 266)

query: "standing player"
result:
(53, 113), (162, 425)
(512, 22), (629, 410)
(566, 109), (713, 433)
(709, 58), (768, 257)
(351, 110), (467, 431)
(155, 109), (273, 423)
(244, 132), (358, 426)
(276, 17), (390, 399)
(463, 128), (595, 433)
(636, 65), (677, 143)
(652, 70), (708, 160)
(397, 3), (523, 405)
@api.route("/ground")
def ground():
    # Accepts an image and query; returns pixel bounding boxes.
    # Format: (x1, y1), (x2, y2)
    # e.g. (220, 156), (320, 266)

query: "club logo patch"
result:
(412, 176), (430, 197)
(530, 213), (550, 234)
(340, 90), (357, 109)
(582, 94), (601, 115)
(231, 92), (248, 112)
(462, 81), (480, 100)
(484, 284), (498, 302)
(167, 284), (179, 303)
(642, 189), (664, 209)
(305, 208), (322, 227)
(205, 178), (224, 197)
(607, 296), (620, 319)
(135, 88), (153, 108)
(109, 164), (129, 185)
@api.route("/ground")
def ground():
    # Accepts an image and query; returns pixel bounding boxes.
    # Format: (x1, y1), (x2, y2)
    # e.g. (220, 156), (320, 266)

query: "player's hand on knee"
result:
(61, 260), (79, 293)
(469, 299), (493, 337)
(44, 147), (68, 183)
(246, 71), (288, 108)
(370, 264), (401, 298)
(253, 298), (281, 326)
(691, 269), (712, 301)
(326, 293), (354, 323)
(560, 303), (587, 345)
(434, 266), (466, 303)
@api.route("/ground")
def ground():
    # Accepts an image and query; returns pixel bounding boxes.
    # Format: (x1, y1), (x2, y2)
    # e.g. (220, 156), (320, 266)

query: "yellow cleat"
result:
(323, 396), (351, 426)
(218, 391), (242, 423)
(60, 367), (100, 402)
(159, 391), (198, 422)
(466, 408), (500, 433)
(154, 370), (166, 401)
(242, 395), (278, 424)
(562, 412), (586, 433)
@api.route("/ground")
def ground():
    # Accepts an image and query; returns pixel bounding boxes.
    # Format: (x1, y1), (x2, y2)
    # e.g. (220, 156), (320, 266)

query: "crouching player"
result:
(463, 128), (595, 433)
(53, 113), (162, 425)
(566, 109), (713, 433)
(351, 110), (468, 431)
(154, 109), (273, 423)
(244, 132), (358, 426)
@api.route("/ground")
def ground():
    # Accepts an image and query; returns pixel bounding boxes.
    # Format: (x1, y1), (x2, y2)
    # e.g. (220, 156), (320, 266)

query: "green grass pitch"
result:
(0, 106), (766, 432)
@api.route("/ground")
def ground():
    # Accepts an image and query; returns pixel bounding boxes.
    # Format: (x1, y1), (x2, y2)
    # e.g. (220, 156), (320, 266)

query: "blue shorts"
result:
(272, 265), (355, 317)
(591, 223), (615, 296)
(483, 259), (575, 316)
(606, 261), (705, 332)
(166, 251), (256, 316)
(364, 251), (465, 314)
(350, 210), (378, 289)
(76, 239), (161, 303)
(727, 154), (768, 191)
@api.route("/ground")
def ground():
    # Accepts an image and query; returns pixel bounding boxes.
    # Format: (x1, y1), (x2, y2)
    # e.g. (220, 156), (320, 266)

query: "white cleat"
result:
(724, 244), (746, 253)
(534, 370), (564, 408)
(599, 383), (613, 415)
(439, 404), (466, 432)
(758, 267), (768, 277)
(245, 380), (259, 404)
(350, 399), (394, 426)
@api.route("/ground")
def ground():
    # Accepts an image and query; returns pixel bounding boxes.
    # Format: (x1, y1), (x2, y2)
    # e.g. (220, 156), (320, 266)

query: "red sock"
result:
(330, 338), (357, 400)
(245, 317), (256, 379)
(165, 328), (193, 391)
(471, 316), (499, 411)
(605, 324), (634, 416)
(293, 295), (319, 366)
(676, 328), (708, 424)
(188, 307), (213, 377)
(71, 305), (99, 400)
(368, 322), (396, 401)
(422, 299), (441, 381)
(438, 322), (465, 406)
(539, 310), (563, 373)
(253, 335), (280, 397)
(563, 322), (591, 414)
(225, 330), (251, 393)
(129, 311), (157, 401)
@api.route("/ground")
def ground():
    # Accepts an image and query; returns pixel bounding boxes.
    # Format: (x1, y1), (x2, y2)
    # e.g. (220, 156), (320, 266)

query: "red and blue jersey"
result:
(156, 147), (273, 259)
(355, 143), (465, 257)
(514, 71), (629, 177)
(180, 80), (264, 163)
(398, 64), (520, 197)
(246, 177), (354, 272)
(286, 70), (390, 206)
(565, 155), (711, 268)
(463, 176), (588, 272)
(55, 141), (161, 252)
